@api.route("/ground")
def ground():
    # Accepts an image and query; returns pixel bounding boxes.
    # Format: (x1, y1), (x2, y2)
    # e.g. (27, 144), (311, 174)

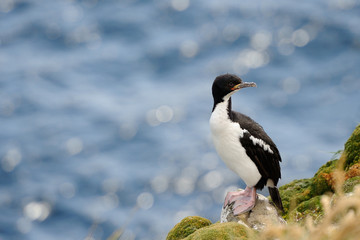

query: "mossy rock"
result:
(281, 159), (345, 221)
(167, 216), (212, 240)
(278, 124), (360, 222)
(278, 178), (312, 218)
(184, 222), (248, 240)
(167, 125), (360, 237)
(345, 163), (360, 179)
(344, 125), (360, 170)
(311, 159), (338, 196)
(288, 195), (323, 224)
(343, 176), (360, 193)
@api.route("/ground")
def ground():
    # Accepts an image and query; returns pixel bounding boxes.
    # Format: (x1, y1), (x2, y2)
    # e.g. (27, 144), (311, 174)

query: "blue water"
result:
(1, 0), (360, 239)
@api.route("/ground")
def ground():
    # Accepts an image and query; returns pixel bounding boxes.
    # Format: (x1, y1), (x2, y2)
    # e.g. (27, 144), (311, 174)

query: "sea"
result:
(0, 0), (359, 239)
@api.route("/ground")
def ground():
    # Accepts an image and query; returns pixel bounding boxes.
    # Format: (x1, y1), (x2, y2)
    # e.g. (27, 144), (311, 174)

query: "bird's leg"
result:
(232, 187), (257, 215)
(223, 186), (253, 207)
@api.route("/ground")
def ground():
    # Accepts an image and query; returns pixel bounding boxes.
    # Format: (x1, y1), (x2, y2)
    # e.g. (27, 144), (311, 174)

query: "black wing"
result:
(231, 111), (282, 189)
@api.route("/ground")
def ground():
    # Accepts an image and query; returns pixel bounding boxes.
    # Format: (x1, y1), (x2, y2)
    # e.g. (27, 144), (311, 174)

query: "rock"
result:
(220, 191), (286, 230)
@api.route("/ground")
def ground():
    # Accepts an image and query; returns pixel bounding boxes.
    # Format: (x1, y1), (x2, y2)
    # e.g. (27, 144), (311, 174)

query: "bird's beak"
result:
(232, 82), (257, 90)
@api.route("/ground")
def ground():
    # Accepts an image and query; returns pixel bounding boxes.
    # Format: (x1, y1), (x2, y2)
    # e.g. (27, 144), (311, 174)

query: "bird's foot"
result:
(223, 187), (257, 215)
(224, 186), (252, 207)
(232, 196), (256, 215)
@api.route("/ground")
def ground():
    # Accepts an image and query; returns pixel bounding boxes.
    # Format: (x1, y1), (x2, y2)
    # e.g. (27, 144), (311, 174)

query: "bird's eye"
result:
(229, 82), (234, 87)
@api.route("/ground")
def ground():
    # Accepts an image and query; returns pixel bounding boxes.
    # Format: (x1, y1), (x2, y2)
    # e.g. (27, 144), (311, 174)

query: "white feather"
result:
(209, 96), (261, 187)
(249, 136), (274, 154)
(266, 179), (275, 187)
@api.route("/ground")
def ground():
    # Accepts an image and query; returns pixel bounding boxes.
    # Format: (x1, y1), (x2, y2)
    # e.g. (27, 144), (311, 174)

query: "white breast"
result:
(209, 99), (261, 187)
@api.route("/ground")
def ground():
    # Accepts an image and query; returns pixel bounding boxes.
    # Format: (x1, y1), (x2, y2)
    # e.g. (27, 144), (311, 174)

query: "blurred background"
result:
(0, 0), (359, 239)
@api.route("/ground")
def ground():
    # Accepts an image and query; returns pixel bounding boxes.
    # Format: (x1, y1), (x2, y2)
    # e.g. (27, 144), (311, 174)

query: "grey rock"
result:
(220, 190), (286, 230)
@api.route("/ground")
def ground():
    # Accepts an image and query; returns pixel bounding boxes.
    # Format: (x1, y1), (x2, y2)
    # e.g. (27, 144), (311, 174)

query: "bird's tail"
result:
(268, 186), (284, 212)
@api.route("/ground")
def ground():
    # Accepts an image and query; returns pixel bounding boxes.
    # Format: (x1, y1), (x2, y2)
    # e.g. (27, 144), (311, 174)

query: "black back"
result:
(231, 110), (282, 189)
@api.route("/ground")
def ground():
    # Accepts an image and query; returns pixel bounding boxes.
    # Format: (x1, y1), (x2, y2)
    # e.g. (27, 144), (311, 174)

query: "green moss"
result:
(279, 160), (338, 221)
(288, 196), (323, 224)
(313, 159), (338, 177)
(166, 125), (360, 238)
(343, 176), (360, 193)
(278, 125), (360, 222)
(344, 125), (360, 170)
(167, 218), (248, 240)
(279, 178), (313, 218)
(184, 222), (248, 240)
(166, 216), (212, 240)
(311, 159), (338, 196)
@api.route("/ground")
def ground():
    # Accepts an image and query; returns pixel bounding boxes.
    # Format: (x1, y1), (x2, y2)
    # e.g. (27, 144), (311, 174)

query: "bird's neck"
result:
(212, 95), (232, 119)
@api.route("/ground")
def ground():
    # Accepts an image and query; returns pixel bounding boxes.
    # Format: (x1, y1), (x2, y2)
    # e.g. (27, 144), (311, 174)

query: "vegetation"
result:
(166, 124), (360, 240)
(167, 216), (212, 240)
(168, 219), (248, 240)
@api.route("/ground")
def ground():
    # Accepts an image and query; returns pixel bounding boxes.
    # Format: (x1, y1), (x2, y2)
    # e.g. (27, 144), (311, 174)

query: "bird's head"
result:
(212, 74), (256, 102)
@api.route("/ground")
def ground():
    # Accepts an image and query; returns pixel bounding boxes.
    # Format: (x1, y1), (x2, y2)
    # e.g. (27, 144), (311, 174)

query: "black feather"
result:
(231, 111), (282, 188)
(268, 187), (284, 211)
(231, 109), (283, 210)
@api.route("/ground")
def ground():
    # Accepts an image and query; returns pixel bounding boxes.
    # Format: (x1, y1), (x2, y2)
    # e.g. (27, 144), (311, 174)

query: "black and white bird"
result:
(209, 73), (283, 215)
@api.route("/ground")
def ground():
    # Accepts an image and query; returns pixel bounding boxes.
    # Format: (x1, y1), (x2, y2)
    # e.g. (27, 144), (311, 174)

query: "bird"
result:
(209, 73), (283, 215)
